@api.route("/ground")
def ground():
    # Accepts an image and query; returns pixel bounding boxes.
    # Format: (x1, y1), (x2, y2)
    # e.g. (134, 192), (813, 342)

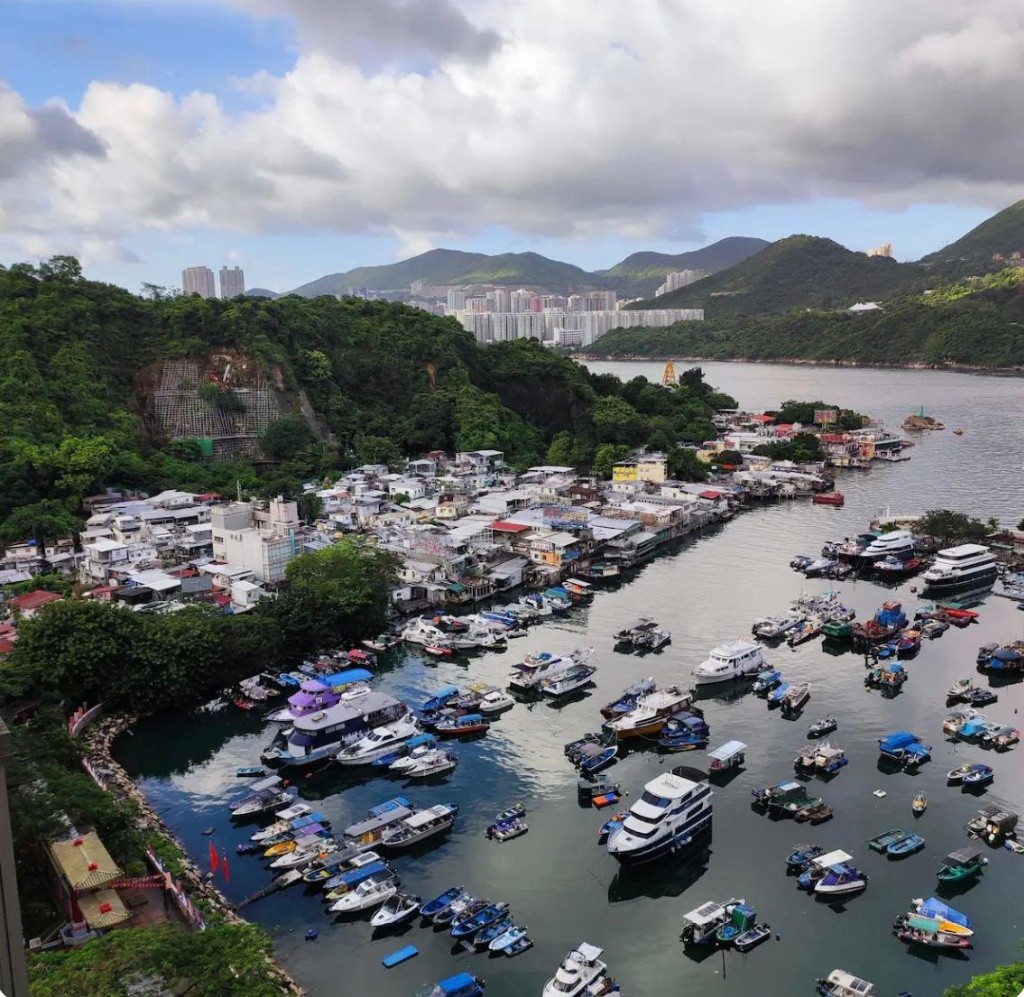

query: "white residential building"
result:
(181, 266), (216, 298)
(210, 497), (300, 584)
(219, 265), (245, 298)
(655, 269), (708, 297)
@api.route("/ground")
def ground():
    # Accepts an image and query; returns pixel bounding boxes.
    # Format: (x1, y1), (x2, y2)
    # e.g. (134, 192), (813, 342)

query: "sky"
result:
(2, 0), (1023, 294)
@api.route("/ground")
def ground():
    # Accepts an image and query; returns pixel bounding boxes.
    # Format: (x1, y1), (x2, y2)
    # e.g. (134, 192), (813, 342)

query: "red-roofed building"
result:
(490, 521), (531, 534)
(700, 489), (726, 501)
(0, 622), (17, 655)
(774, 424), (796, 437)
(750, 413), (775, 424)
(7, 590), (61, 618)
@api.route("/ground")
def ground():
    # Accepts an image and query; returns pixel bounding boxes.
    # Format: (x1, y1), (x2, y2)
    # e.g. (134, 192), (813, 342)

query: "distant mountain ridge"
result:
(632, 235), (931, 317)
(287, 238), (766, 298)
(921, 198), (1024, 271)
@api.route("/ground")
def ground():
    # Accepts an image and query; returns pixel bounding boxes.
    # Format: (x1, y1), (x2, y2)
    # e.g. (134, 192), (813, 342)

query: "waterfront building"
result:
(181, 266), (215, 298)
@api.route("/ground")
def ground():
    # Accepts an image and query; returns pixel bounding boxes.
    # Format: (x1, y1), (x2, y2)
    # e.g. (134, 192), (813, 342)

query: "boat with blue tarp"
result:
(415, 972), (486, 997)
(878, 731), (931, 769)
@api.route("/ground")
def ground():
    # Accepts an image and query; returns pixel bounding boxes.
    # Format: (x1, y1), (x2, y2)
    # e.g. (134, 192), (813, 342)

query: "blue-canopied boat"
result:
(914, 897), (972, 928)
(787, 843), (824, 872)
(962, 763), (994, 787)
(878, 731), (931, 769)
(600, 677), (657, 719)
(753, 669), (783, 696)
(420, 685), (460, 714)
(767, 682), (791, 707)
(415, 972), (486, 997)
(451, 901), (509, 939)
(658, 713), (710, 751)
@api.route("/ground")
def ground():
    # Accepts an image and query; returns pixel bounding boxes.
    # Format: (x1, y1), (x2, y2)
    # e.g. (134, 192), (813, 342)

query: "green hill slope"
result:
(601, 237), (769, 279)
(586, 267), (1024, 367)
(920, 199), (1024, 271)
(632, 235), (930, 317)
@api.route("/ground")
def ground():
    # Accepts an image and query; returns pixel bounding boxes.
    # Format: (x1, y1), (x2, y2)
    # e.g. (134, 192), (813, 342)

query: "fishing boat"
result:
(821, 617), (854, 641)
(451, 901), (510, 941)
(478, 690), (515, 715)
(486, 816), (528, 842)
(420, 886), (464, 921)
(964, 687), (998, 707)
(982, 724), (1020, 750)
(715, 903), (757, 946)
(602, 687), (693, 740)
(404, 748), (458, 780)
(752, 669), (784, 695)
(252, 809), (322, 842)
(707, 740), (746, 776)
(937, 846), (987, 882)
(815, 862), (868, 898)
(751, 781), (821, 817)
(488, 923), (528, 952)
(867, 828), (909, 853)
(875, 555), (923, 577)
(335, 717), (421, 766)
(887, 832), (925, 858)
(229, 776), (293, 819)
(321, 859), (394, 900)
(542, 664), (598, 699)
(495, 803), (526, 823)
(895, 630), (922, 657)
(474, 915), (513, 949)
(795, 744), (819, 771)
(851, 600), (908, 650)
(542, 943), (608, 996)
(420, 685), (460, 713)
(433, 895), (483, 927)
(813, 491), (844, 507)
(414, 972), (486, 997)
(808, 717), (837, 738)
(578, 776), (621, 807)
(607, 768), (713, 864)
(380, 803), (458, 850)
(236, 766), (266, 778)
(911, 896), (973, 932)
(786, 843), (825, 872)
(920, 619), (949, 638)
(816, 969), (876, 996)
(877, 731), (931, 769)
(598, 810), (628, 841)
(679, 898), (745, 945)
(502, 933), (533, 957)
(691, 639), (766, 685)
(657, 712), (710, 751)
(946, 677), (976, 702)
(613, 616), (658, 646)
(912, 793), (928, 814)
(507, 648), (593, 693)
(767, 682), (791, 707)
(814, 744), (849, 775)
(369, 891), (421, 928)
(895, 915), (972, 949)
(781, 681), (810, 713)
(753, 615), (803, 641)
(734, 922), (772, 952)
(961, 764), (994, 788)
(574, 741), (619, 774)
(328, 875), (398, 914)
(599, 677), (657, 718)
(434, 713), (489, 738)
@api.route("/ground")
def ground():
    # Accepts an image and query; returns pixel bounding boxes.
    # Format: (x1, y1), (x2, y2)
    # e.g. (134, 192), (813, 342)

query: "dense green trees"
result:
(919, 509), (993, 545)
(945, 961), (1024, 997)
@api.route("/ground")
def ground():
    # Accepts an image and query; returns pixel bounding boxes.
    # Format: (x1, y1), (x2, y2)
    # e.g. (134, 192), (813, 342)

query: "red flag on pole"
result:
(209, 840), (219, 873)
(221, 856), (230, 883)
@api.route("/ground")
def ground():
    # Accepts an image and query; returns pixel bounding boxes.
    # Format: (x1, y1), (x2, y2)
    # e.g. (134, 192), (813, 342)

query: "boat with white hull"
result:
(607, 768), (713, 865)
(335, 717), (421, 766)
(380, 803), (458, 850)
(602, 687), (693, 740)
(542, 942), (608, 997)
(691, 640), (765, 685)
(542, 664), (597, 699)
(923, 544), (998, 593)
(507, 648), (593, 693)
(859, 530), (915, 564)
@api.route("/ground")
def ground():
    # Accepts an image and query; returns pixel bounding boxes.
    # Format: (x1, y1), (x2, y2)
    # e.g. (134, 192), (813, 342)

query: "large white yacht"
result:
(859, 530), (915, 564)
(541, 942), (608, 997)
(606, 768), (713, 864)
(923, 543), (998, 592)
(691, 640), (765, 685)
(335, 717), (421, 766)
(507, 648), (592, 693)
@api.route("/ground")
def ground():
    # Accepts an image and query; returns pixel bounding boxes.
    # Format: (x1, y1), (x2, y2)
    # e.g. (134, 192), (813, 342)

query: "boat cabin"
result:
(708, 740), (747, 773)
(806, 849), (853, 873)
(819, 968), (876, 996)
(342, 805), (414, 841)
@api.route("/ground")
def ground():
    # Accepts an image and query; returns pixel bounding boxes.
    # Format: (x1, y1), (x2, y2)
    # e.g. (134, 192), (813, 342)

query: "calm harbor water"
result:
(117, 363), (1024, 997)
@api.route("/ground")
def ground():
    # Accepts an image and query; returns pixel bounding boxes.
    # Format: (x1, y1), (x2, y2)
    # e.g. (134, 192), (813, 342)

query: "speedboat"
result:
(478, 690), (515, 715)
(389, 739), (437, 772)
(434, 895), (483, 927)
(420, 886), (464, 921)
(507, 648), (593, 693)
(752, 615), (802, 640)
(542, 664), (597, 699)
(488, 922), (529, 952)
(657, 712), (710, 751)
(404, 749), (458, 780)
(270, 838), (338, 870)
(542, 942), (608, 996)
(451, 901), (510, 940)
(369, 891), (421, 928)
(814, 862), (868, 897)
(752, 669), (784, 695)
(251, 809), (323, 842)
(486, 816), (528, 842)
(474, 915), (513, 949)
(607, 768), (713, 864)
(328, 875), (398, 914)
(335, 717), (421, 766)
(691, 639), (765, 685)
(808, 716), (837, 738)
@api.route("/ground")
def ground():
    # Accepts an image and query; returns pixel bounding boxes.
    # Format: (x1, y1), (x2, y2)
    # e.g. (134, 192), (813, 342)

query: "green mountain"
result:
(290, 249), (597, 296)
(920, 198), (1024, 271)
(601, 237), (769, 279)
(635, 235), (929, 317)
(245, 287), (278, 298)
(584, 266), (1024, 368)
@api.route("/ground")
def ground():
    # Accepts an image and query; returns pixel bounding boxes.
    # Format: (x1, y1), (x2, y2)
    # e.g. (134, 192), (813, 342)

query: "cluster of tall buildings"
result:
(654, 269), (708, 297)
(444, 288), (618, 314)
(181, 265), (246, 299)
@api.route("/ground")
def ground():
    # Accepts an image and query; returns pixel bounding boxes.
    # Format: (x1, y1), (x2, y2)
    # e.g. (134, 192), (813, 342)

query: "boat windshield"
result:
(639, 791), (672, 809)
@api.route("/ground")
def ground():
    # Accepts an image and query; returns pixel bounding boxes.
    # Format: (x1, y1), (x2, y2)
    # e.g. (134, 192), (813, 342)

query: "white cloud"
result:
(4, 0), (1024, 264)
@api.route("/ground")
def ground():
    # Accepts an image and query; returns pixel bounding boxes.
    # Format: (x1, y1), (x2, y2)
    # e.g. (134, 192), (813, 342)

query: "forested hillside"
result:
(0, 257), (734, 543)
(586, 268), (1024, 367)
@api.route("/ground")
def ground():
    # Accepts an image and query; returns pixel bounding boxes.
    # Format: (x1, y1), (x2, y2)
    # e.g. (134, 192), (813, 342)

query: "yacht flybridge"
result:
(606, 767), (712, 864)
(859, 530), (915, 564)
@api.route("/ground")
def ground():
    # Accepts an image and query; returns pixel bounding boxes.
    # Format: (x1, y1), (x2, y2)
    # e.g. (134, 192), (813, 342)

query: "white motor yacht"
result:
(328, 875), (398, 914)
(405, 749), (458, 780)
(923, 543), (998, 592)
(606, 769), (713, 865)
(691, 640), (765, 685)
(507, 648), (592, 692)
(543, 664), (597, 699)
(859, 530), (915, 564)
(542, 942), (608, 997)
(335, 717), (420, 766)
(478, 690), (515, 715)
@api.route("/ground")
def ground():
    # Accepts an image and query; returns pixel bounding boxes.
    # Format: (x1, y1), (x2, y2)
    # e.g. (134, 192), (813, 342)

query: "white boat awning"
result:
(811, 849), (852, 869)
(577, 942), (603, 962)
(709, 740), (747, 760)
